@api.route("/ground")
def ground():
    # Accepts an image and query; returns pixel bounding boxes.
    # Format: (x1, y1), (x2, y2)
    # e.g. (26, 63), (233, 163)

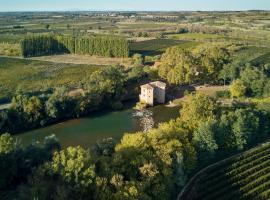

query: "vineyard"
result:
(180, 142), (270, 200)
(251, 52), (270, 66)
(129, 39), (198, 56)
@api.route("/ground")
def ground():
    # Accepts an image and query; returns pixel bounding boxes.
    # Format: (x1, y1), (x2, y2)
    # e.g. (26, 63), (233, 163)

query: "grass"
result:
(26, 54), (132, 66)
(168, 33), (224, 41)
(251, 52), (270, 65)
(0, 57), (105, 100)
(130, 39), (199, 56)
(233, 46), (270, 63)
(0, 43), (21, 56)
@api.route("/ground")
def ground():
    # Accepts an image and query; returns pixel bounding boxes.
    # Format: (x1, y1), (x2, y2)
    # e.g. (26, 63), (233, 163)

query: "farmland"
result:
(168, 33), (224, 41)
(130, 39), (199, 56)
(180, 142), (270, 200)
(0, 57), (104, 102)
(1, 10), (270, 200)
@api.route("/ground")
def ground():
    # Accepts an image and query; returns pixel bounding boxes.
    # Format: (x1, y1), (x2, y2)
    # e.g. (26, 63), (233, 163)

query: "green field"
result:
(252, 52), (270, 65)
(0, 57), (105, 101)
(180, 142), (270, 200)
(130, 39), (199, 56)
(168, 33), (224, 41)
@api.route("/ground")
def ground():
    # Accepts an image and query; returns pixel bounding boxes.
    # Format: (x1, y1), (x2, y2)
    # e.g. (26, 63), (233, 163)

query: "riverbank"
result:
(15, 104), (180, 148)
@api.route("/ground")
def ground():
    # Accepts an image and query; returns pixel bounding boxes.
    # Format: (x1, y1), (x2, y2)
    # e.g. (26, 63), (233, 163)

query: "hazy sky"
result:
(0, 0), (270, 12)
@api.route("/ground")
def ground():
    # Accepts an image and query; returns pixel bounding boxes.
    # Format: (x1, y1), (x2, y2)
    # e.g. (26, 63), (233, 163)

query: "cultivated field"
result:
(180, 142), (270, 200)
(130, 39), (199, 56)
(0, 57), (105, 101)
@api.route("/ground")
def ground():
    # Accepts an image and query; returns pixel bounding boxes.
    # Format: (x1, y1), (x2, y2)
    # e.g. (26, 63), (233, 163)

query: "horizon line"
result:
(0, 9), (269, 13)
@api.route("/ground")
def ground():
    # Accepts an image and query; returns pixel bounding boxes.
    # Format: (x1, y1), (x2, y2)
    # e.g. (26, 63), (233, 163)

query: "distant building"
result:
(139, 81), (166, 106)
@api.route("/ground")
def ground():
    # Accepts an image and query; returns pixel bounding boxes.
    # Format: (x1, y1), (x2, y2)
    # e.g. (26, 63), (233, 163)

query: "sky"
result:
(0, 0), (270, 12)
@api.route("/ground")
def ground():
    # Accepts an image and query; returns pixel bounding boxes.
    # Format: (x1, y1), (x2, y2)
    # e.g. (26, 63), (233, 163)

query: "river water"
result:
(15, 105), (180, 148)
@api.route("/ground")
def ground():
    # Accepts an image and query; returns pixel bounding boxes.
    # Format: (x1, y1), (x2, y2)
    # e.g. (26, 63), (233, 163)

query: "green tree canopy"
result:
(158, 46), (198, 85)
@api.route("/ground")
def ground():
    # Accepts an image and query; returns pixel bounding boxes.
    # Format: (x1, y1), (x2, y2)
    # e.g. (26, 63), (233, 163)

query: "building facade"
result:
(139, 81), (166, 106)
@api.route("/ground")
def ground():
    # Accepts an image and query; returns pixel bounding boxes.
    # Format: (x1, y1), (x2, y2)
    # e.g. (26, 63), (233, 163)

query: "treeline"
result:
(0, 65), (148, 133)
(175, 24), (230, 35)
(1, 94), (270, 199)
(20, 35), (69, 57)
(20, 35), (129, 58)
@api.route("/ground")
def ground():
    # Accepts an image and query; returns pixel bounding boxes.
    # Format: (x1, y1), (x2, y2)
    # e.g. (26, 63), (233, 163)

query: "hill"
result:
(179, 142), (270, 200)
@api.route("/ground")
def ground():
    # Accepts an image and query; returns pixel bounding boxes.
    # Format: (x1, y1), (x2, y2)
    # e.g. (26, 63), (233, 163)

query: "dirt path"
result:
(0, 54), (132, 66)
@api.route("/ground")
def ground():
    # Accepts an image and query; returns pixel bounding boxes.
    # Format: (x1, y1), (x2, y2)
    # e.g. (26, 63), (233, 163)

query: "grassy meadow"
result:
(0, 57), (105, 101)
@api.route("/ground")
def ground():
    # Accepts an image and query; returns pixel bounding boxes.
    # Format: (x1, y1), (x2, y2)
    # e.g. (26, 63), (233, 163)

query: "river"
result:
(15, 105), (180, 148)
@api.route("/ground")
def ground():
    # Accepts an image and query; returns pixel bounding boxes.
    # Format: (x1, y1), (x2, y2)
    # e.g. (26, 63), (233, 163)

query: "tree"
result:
(93, 138), (116, 157)
(128, 65), (146, 82)
(24, 146), (97, 200)
(87, 65), (126, 103)
(158, 46), (198, 84)
(23, 96), (43, 123)
(195, 45), (230, 84)
(45, 24), (50, 30)
(179, 94), (218, 130)
(230, 79), (246, 98)
(232, 109), (259, 149)
(50, 146), (95, 188)
(193, 120), (218, 157)
(131, 53), (144, 67)
(240, 67), (267, 97)
(0, 133), (17, 154)
(216, 109), (259, 150)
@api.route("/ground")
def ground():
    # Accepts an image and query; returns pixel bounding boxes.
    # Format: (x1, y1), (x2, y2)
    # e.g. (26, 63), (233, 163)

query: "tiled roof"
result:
(141, 84), (154, 90)
(141, 81), (166, 90)
(151, 81), (166, 88)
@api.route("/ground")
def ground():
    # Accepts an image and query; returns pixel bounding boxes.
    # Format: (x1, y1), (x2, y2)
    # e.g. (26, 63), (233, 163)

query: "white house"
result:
(139, 81), (166, 106)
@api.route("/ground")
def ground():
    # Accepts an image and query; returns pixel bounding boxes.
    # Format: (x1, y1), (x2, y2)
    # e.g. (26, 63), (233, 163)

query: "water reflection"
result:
(17, 105), (180, 148)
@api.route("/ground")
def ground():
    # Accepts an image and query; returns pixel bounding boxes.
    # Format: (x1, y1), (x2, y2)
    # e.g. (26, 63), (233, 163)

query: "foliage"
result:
(21, 35), (129, 58)
(0, 65), (133, 133)
(0, 57), (103, 101)
(240, 66), (267, 97)
(20, 35), (69, 57)
(230, 79), (246, 98)
(217, 109), (260, 150)
(2, 93), (270, 199)
(158, 45), (230, 85)
(230, 66), (270, 98)
(158, 46), (197, 84)
(0, 133), (17, 154)
(0, 134), (59, 193)
(0, 42), (21, 56)
(179, 94), (218, 130)
(131, 53), (144, 67)
(193, 120), (218, 157)
(215, 90), (231, 98)
(195, 45), (230, 83)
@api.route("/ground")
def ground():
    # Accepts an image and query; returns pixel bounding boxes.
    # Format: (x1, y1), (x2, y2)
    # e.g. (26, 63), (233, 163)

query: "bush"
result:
(215, 90), (231, 98)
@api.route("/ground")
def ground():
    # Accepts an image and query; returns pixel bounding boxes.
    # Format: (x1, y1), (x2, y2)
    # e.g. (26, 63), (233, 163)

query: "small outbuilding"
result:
(139, 81), (166, 106)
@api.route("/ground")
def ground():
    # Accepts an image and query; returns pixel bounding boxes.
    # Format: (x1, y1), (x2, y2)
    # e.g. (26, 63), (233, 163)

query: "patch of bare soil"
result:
(27, 54), (132, 66)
